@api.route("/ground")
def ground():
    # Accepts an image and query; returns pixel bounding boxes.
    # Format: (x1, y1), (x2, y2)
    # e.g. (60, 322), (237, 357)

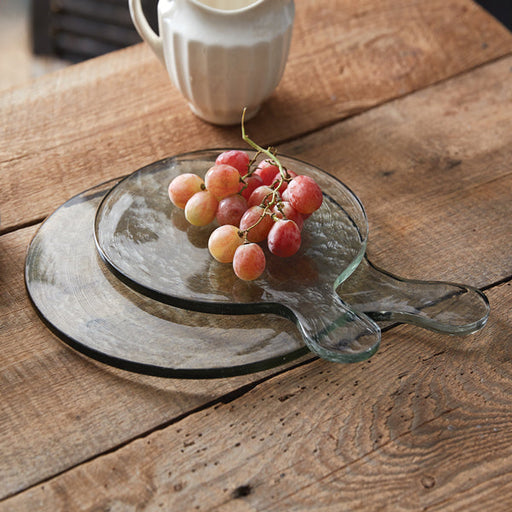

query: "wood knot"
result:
(421, 475), (436, 489)
(232, 484), (252, 498)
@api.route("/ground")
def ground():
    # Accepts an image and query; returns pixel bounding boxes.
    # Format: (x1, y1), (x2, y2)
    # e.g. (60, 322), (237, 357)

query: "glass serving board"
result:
(94, 150), (382, 363)
(25, 154), (489, 378)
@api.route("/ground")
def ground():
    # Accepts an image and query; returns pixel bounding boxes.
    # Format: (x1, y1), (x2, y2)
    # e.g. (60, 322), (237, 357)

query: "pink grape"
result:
(184, 190), (218, 226)
(204, 164), (241, 200)
(272, 201), (304, 231)
(270, 174), (287, 194)
(247, 185), (278, 208)
(233, 243), (266, 281)
(215, 150), (250, 175)
(216, 194), (248, 226)
(286, 175), (323, 214)
(168, 173), (204, 209)
(174, 149), (328, 281)
(239, 206), (273, 242)
(270, 168), (297, 194)
(208, 225), (244, 263)
(281, 188), (310, 220)
(267, 219), (301, 257)
(240, 174), (263, 201)
(254, 160), (280, 185)
(284, 169), (298, 180)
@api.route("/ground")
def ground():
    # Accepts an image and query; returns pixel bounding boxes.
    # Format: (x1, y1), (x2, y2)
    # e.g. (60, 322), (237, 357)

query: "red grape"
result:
(272, 201), (304, 231)
(216, 194), (248, 226)
(204, 164), (241, 200)
(168, 173), (204, 209)
(233, 243), (266, 281)
(240, 174), (263, 201)
(271, 168), (297, 194)
(267, 219), (301, 257)
(247, 185), (278, 208)
(286, 175), (323, 214)
(215, 150), (250, 175)
(239, 206), (273, 242)
(255, 160), (280, 185)
(184, 190), (218, 226)
(208, 225), (244, 263)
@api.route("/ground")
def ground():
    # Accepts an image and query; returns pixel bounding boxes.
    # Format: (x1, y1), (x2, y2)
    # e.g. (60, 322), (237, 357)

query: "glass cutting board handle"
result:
(289, 291), (381, 363)
(336, 257), (490, 335)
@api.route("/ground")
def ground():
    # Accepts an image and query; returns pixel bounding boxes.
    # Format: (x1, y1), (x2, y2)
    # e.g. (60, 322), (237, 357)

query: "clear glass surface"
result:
(25, 179), (312, 378)
(94, 150), (381, 363)
(25, 151), (489, 378)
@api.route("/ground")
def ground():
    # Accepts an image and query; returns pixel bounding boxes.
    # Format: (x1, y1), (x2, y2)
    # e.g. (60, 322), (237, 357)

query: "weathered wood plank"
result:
(1, 0), (511, 232)
(0, 224), (313, 500)
(1, 53), (511, 501)
(2, 280), (510, 511)
(280, 55), (512, 287)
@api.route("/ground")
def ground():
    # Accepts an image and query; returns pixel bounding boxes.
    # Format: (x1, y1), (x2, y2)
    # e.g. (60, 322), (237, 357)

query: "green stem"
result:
(240, 205), (272, 241)
(241, 108), (287, 181)
(239, 108), (289, 240)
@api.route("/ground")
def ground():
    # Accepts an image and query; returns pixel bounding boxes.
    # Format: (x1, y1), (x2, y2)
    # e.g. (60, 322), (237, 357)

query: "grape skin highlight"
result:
(184, 190), (218, 226)
(208, 225), (244, 263)
(232, 243), (266, 281)
(204, 164), (242, 200)
(215, 150), (250, 175)
(168, 173), (204, 209)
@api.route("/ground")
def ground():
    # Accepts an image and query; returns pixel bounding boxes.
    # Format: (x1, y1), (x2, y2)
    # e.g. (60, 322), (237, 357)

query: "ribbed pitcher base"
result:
(188, 103), (261, 126)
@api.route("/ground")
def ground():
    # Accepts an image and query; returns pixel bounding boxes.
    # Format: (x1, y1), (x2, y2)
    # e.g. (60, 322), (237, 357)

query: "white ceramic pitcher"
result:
(129, 0), (295, 125)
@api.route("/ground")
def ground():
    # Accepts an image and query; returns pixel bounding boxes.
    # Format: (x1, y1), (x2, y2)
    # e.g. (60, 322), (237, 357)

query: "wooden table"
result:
(1, 1), (512, 509)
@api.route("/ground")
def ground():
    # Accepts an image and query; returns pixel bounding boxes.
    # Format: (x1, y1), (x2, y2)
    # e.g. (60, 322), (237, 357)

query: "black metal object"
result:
(31, 0), (158, 62)
(475, 0), (512, 31)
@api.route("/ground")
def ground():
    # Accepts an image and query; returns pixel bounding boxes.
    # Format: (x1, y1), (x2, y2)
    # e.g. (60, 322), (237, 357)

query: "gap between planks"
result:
(265, 48), (512, 153)
(0, 354), (315, 503)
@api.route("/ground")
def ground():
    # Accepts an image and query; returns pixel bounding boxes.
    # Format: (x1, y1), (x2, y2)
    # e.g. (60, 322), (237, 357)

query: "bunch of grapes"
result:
(168, 146), (323, 281)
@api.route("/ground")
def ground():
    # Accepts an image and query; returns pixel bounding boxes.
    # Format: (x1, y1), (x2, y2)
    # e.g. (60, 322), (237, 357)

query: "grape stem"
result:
(243, 151), (263, 179)
(239, 108), (290, 240)
(240, 203), (273, 241)
(241, 108), (288, 183)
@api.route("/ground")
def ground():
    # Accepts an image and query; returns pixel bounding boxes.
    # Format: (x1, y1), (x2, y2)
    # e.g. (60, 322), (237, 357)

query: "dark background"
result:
(476, 0), (512, 30)
(30, 0), (512, 63)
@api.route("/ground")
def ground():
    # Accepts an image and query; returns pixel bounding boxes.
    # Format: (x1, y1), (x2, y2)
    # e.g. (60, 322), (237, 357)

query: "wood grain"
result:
(1, 0), (511, 232)
(1, 52), (511, 503)
(1, 0), (512, 508)
(280, 55), (512, 287)
(0, 224), (313, 500)
(2, 280), (510, 511)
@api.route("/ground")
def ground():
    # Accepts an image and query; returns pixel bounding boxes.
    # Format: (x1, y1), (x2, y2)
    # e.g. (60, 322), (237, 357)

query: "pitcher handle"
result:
(129, 0), (165, 64)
